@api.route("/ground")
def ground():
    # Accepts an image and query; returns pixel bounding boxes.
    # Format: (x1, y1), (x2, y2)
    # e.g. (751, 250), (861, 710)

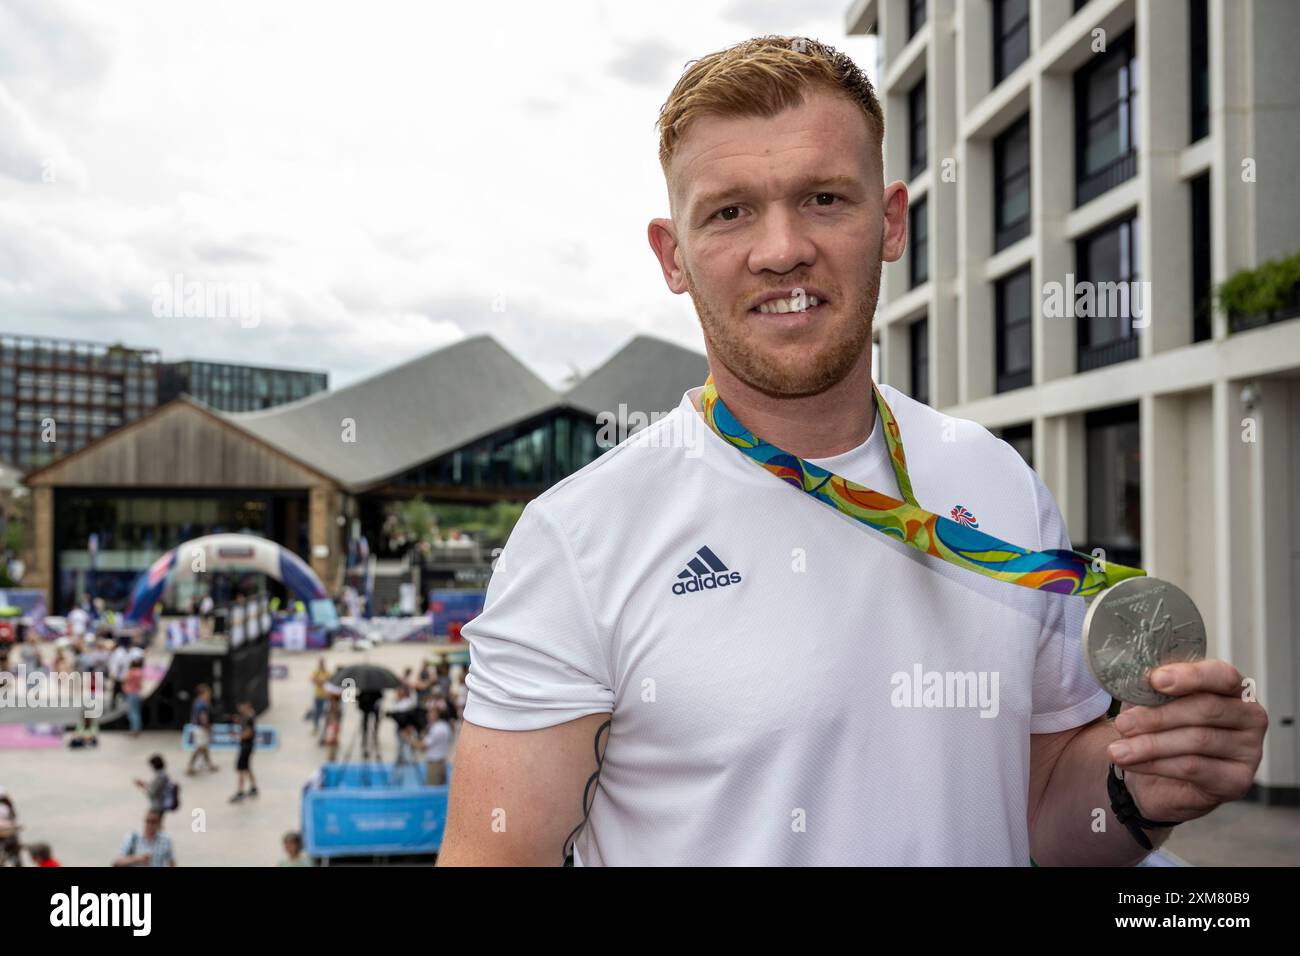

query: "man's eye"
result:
(714, 206), (741, 222)
(812, 193), (839, 206)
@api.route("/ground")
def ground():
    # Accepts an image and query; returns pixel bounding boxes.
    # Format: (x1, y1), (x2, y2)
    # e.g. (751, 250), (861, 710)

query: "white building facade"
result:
(848, 0), (1300, 801)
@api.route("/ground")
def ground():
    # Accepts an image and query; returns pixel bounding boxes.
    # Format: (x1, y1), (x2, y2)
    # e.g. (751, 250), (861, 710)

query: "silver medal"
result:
(1082, 577), (1207, 706)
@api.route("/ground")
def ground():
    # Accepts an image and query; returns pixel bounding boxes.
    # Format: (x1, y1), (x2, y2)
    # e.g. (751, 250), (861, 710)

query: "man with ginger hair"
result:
(439, 36), (1266, 867)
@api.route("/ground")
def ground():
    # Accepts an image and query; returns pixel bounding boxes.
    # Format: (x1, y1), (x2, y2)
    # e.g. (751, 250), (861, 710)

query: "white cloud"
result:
(0, 0), (877, 387)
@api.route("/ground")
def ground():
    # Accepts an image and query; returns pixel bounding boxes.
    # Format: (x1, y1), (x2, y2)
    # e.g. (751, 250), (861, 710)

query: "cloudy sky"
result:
(0, 0), (877, 388)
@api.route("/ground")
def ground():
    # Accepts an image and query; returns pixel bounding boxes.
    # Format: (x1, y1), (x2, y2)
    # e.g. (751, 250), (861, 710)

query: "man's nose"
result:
(746, 206), (816, 275)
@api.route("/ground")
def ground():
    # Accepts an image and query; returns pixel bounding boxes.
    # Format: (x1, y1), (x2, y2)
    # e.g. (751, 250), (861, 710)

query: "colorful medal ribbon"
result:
(698, 376), (1145, 598)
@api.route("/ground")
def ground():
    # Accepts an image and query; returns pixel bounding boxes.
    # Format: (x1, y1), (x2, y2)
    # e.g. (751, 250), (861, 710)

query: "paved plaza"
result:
(4, 641), (452, 867)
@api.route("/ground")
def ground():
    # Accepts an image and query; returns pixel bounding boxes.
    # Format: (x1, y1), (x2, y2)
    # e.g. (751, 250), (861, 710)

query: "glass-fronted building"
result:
(158, 360), (328, 412)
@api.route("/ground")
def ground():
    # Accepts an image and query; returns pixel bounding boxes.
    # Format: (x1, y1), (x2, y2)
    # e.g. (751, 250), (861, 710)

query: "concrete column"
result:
(1253, 378), (1298, 794)
(1039, 412), (1087, 543)
(1211, 379), (1255, 670)
(961, 135), (995, 403)
(1032, 71), (1075, 383)
(956, 0), (991, 115)
(1137, 0), (1193, 357)
(1140, 393), (1188, 582)
(1035, 0), (1075, 44)
(880, 318), (909, 391)
(930, 3), (959, 409)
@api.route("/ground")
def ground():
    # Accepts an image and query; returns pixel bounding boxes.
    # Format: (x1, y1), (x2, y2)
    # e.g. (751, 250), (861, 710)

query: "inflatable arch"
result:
(124, 533), (330, 625)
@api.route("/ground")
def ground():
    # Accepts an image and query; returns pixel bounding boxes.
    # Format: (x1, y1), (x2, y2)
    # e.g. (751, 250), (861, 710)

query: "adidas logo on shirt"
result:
(671, 546), (742, 595)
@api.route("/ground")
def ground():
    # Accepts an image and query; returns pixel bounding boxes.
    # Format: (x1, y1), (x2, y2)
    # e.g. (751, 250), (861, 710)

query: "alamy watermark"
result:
(595, 403), (706, 457)
(890, 664), (1000, 719)
(1042, 275), (1152, 328)
(151, 273), (262, 327)
(0, 671), (104, 720)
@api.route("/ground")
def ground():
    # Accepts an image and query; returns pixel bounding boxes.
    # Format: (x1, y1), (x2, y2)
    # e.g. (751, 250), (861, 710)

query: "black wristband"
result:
(1107, 762), (1180, 851)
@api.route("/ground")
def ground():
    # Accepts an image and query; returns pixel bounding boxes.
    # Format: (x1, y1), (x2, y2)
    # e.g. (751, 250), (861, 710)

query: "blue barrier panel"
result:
(181, 723), (279, 752)
(302, 761), (450, 858)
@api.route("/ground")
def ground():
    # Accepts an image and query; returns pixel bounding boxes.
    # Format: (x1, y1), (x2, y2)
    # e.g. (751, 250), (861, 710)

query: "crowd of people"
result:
(312, 655), (465, 787)
(1, 606), (151, 743)
(1, 584), (466, 867)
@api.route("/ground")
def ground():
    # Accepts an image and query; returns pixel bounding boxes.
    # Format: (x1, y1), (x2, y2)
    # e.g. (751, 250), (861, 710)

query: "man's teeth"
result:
(754, 295), (822, 314)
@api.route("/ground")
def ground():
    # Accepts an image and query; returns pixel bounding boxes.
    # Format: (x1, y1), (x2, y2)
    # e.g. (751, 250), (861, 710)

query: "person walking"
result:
(134, 754), (173, 814)
(306, 658), (330, 734)
(229, 700), (259, 802)
(186, 685), (218, 775)
(107, 638), (130, 708)
(123, 649), (145, 737)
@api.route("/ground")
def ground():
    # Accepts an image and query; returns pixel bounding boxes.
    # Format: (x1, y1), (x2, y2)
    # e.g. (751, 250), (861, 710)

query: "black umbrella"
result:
(329, 664), (402, 694)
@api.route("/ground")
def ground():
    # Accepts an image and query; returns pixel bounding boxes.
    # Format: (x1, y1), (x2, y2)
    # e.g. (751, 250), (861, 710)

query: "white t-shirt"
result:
(67, 607), (89, 639)
(108, 646), (131, 681)
(422, 719), (452, 762)
(463, 384), (1110, 866)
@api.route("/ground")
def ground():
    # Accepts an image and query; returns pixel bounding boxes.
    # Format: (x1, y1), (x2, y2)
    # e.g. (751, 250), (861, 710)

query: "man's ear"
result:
(880, 182), (909, 264)
(648, 218), (689, 294)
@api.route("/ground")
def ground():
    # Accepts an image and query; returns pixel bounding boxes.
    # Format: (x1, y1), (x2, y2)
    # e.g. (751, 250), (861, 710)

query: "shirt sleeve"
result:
(1026, 466), (1114, 734)
(463, 499), (614, 731)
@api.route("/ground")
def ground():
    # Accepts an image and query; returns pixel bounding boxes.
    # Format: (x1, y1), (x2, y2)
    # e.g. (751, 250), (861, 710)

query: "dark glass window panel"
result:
(1191, 173), (1212, 342)
(1084, 405), (1142, 566)
(909, 78), (927, 179)
(910, 198), (929, 287)
(1075, 30), (1138, 205)
(996, 266), (1033, 391)
(994, 114), (1031, 250)
(909, 0), (927, 38)
(910, 317), (929, 405)
(1076, 215), (1140, 369)
(1190, 0), (1209, 141)
(993, 0), (1031, 84)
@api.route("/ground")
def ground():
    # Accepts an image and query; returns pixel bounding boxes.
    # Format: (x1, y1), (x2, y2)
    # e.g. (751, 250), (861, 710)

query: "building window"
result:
(1085, 404), (1141, 568)
(1074, 28), (1138, 206)
(1000, 423), (1033, 470)
(1190, 173), (1212, 342)
(993, 0), (1030, 85)
(909, 197), (929, 288)
(995, 266), (1033, 392)
(1190, 0), (1209, 142)
(1076, 214), (1140, 371)
(910, 317), (929, 406)
(909, 77), (927, 180)
(994, 113), (1031, 251)
(908, 0), (926, 39)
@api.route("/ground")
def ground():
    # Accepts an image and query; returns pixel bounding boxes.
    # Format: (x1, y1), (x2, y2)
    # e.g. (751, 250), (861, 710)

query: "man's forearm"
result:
(1031, 718), (1172, 866)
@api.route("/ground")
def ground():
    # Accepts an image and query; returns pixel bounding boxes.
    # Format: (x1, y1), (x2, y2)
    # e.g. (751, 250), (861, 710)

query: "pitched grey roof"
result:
(225, 335), (561, 490)
(562, 335), (709, 418)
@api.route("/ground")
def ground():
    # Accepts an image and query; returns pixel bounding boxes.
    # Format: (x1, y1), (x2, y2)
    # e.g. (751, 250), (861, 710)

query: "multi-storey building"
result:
(0, 335), (160, 471)
(847, 0), (1300, 800)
